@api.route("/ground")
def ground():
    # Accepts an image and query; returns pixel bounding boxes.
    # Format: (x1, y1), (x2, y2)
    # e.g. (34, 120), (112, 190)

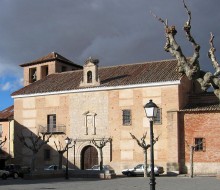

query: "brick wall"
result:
(183, 111), (220, 174)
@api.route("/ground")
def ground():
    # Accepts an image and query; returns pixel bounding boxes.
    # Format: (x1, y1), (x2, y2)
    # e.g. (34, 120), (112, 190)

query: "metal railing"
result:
(39, 125), (66, 134)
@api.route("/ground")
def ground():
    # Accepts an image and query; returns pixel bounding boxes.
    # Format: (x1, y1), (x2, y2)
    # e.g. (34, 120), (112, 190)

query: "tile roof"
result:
(180, 93), (220, 112)
(180, 103), (220, 112)
(20, 52), (82, 68)
(0, 105), (14, 120)
(12, 59), (182, 96)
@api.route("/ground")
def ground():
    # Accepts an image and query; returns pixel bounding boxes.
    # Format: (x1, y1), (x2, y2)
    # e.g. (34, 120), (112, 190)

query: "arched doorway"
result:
(81, 145), (98, 170)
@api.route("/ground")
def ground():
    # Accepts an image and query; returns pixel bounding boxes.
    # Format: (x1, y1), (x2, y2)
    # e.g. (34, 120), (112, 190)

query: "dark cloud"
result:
(0, 0), (220, 77)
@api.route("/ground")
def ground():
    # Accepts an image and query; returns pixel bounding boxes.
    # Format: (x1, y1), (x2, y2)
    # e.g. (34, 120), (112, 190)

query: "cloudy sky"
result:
(0, 0), (220, 110)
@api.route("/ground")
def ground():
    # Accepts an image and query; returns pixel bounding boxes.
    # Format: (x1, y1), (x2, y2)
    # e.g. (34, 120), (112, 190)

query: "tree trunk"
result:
(31, 152), (37, 172)
(59, 152), (63, 170)
(99, 148), (103, 171)
(190, 146), (194, 178)
(144, 149), (148, 178)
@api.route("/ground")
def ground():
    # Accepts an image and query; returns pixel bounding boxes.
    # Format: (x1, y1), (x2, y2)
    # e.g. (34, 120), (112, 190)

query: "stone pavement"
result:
(0, 176), (220, 190)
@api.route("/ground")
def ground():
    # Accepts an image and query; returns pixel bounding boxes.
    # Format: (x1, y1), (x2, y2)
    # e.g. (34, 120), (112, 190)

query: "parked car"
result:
(86, 165), (116, 174)
(122, 164), (164, 177)
(0, 169), (10, 180)
(44, 165), (74, 171)
(4, 164), (29, 179)
(44, 165), (59, 171)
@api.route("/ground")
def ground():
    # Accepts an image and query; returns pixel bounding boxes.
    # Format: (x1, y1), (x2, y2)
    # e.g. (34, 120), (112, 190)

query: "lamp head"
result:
(144, 99), (158, 118)
(65, 137), (72, 145)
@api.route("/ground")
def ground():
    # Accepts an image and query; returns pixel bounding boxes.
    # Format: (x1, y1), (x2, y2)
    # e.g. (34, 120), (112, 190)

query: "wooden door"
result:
(81, 145), (98, 170)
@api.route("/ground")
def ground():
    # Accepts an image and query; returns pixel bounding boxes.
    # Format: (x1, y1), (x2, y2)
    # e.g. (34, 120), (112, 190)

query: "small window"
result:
(29, 68), (37, 83)
(194, 138), (205, 152)
(87, 71), (92, 83)
(41, 65), (49, 78)
(47, 114), (56, 132)
(122, 109), (131, 125)
(154, 108), (162, 124)
(44, 149), (51, 161)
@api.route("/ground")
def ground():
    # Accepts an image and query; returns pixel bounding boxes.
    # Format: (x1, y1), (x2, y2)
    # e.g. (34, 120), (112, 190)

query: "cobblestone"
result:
(0, 176), (219, 190)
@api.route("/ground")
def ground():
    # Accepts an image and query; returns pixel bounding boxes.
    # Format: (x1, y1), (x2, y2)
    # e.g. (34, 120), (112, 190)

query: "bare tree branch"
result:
(130, 132), (160, 178)
(208, 32), (220, 76)
(18, 129), (52, 171)
(150, 11), (168, 27)
(183, 0), (200, 64)
(130, 132), (159, 150)
(91, 138), (111, 149)
(91, 138), (111, 171)
(151, 0), (220, 99)
(0, 136), (7, 147)
(185, 140), (203, 149)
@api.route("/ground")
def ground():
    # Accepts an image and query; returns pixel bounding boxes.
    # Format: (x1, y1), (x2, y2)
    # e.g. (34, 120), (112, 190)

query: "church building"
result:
(10, 52), (220, 175)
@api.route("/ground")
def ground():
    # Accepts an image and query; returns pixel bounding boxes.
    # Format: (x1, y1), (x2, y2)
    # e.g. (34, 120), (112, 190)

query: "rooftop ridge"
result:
(12, 58), (181, 97)
(20, 52), (82, 68)
(96, 58), (178, 69)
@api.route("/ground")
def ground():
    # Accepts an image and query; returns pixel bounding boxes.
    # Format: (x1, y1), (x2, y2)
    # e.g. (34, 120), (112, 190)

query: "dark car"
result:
(0, 169), (10, 180)
(4, 164), (29, 179)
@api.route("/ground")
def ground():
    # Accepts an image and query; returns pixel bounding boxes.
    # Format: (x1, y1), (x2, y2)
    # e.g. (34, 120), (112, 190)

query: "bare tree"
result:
(0, 136), (7, 148)
(91, 138), (111, 171)
(185, 140), (203, 178)
(54, 140), (66, 170)
(54, 139), (75, 170)
(18, 130), (52, 171)
(151, 0), (220, 100)
(130, 132), (159, 178)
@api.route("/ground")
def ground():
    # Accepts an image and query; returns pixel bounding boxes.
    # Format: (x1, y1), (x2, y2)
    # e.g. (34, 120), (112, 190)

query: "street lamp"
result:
(65, 137), (72, 180)
(144, 99), (158, 190)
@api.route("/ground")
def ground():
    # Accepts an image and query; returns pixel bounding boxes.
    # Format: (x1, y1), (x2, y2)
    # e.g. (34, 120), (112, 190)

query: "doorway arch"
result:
(81, 145), (98, 170)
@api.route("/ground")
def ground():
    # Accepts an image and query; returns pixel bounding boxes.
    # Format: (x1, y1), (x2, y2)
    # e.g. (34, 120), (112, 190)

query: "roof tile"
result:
(181, 103), (220, 112)
(20, 52), (82, 68)
(12, 59), (181, 96)
(0, 105), (14, 120)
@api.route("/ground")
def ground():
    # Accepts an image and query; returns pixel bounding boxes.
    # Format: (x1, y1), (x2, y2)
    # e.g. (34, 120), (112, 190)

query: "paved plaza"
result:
(0, 176), (220, 190)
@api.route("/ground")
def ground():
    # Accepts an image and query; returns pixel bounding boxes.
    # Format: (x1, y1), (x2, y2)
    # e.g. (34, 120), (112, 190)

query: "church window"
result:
(194, 138), (205, 152)
(122, 109), (131, 125)
(29, 68), (37, 83)
(87, 71), (92, 83)
(154, 108), (162, 124)
(47, 114), (56, 132)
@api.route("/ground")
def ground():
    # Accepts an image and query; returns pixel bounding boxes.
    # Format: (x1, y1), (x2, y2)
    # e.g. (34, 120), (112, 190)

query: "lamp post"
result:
(144, 99), (158, 190)
(65, 137), (72, 180)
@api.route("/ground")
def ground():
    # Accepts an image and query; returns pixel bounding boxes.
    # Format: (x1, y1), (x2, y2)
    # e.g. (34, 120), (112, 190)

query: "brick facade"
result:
(183, 111), (220, 174)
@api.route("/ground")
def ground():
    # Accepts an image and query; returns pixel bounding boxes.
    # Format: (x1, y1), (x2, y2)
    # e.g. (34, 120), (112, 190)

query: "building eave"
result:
(12, 80), (180, 99)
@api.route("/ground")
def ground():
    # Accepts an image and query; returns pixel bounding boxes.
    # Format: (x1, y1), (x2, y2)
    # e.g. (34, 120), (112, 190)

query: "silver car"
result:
(86, 165), (116, 174)
(44, 165), (74, 171)
(122, 164), (164, 177)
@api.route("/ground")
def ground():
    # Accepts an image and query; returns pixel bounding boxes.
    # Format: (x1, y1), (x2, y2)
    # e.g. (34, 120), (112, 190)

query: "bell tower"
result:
(80, 57), (100, 87)
(20, 52), (82, 86)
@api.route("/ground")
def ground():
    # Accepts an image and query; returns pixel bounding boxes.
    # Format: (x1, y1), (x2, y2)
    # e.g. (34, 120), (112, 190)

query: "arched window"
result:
(87, 71), (92, 83)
